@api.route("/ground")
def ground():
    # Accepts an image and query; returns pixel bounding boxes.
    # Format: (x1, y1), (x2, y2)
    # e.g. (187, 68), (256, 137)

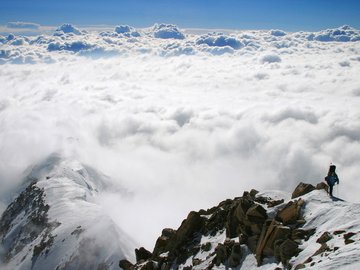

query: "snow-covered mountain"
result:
(1, 156), (360, 270)
(120, 183), (360, 270)
(0, 154), (135, 270)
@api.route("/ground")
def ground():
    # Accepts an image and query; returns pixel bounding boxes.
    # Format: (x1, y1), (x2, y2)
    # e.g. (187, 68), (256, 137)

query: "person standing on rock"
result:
(325, 164), (339, 197)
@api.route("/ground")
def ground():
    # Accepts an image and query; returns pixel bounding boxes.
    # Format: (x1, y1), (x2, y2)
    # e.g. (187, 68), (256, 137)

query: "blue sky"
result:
(0, 0), (359, 31)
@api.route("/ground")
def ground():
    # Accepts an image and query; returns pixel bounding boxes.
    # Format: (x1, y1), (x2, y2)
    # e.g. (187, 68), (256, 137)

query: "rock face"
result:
(122, 184), (326, 270)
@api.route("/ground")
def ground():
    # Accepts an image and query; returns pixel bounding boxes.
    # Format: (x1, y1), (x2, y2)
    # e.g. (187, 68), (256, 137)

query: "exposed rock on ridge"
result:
(120, 182), (328, 270)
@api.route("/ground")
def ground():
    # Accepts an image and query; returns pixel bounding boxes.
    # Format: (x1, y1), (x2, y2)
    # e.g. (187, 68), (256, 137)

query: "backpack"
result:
(325, 175), (338, 186)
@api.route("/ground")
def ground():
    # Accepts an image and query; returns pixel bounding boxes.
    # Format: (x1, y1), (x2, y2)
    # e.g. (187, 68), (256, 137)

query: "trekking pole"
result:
(337, 184), (339, 197)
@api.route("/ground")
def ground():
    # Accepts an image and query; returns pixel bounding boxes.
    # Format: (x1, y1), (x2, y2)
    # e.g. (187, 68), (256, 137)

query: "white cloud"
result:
(307, 25), (360, 42)
(6, 21), (40, 29)
(1, 23), (360, 249)
(152, 23), (185, 39)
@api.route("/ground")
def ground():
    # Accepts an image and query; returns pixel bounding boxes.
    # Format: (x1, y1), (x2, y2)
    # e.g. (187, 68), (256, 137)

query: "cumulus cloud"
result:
(1, 24), (360, 63)
(196, 33), (243, 49)
(152, 23), (185, 39)
(6, 21), (40, 29)
(270, 29), (287, 36)
(1, 23), (360, 248)
(307, 25), (360, 42)
(55, 24), (83, 35)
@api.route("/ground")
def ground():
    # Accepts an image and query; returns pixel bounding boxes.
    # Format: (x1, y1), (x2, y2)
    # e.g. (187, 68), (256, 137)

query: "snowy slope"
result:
(0, 154), (135, 270)
(291, 190), (360, 270)
(124, 187), (360, 270)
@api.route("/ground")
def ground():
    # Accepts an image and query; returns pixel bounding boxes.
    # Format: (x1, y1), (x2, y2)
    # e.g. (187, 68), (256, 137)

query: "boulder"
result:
(135, 247), (153, 262)
(249, 189), (259, 198)
(291, 182), (315, 199)
(316, 182), (329, 193)
(228, 243), (242, 267)
(255, 220), (291, 265)
(292, 228), (316, 242)
(316, 231), (332, 244)
(152, 228), (176, 256)
(226, 203), (240, 238)
(246, 204), (268, 224)
(213, 243), (228, 266)
(279, 239), (300, 266)
(235, 197), (255, 222)
(276, 199), (304, 225)
(267, 199), (284, 208)
(344, 232), (356, 245)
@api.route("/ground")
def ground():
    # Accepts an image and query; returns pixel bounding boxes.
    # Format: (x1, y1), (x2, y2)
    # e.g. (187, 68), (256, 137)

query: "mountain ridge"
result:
(0, 155), (135, 270)
(1, 157), (360, 270)
(120, 183), (360, 270)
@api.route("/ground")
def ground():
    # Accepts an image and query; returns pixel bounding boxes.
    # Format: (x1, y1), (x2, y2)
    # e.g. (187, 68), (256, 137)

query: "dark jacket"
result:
(325, 173), (339, 186)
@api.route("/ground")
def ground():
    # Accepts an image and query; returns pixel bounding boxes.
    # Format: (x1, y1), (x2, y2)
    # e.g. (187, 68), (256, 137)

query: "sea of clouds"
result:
(1, 23), (360, 249)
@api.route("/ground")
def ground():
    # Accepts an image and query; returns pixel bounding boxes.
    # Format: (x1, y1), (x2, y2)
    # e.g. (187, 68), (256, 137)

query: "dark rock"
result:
(213, 243), (228, 266)
(250, 223), (263, 235)
(279, 239), (300, 266)
(254, 196), (270, 205)
(313, 243), (331, 257)
(345, 239), (355, 245)
(239, 234), (248, 245)
(228, 243), (242, 268)
(212, 239), (236, 267)
(316, 232), (332, 244)
(247, 235), (260, 253)
(201, 242), (212, 252)
(267, 199), (284, 208)
(246, 204), (268, 224)
(135, 247), (153, 262)
(249, 189), (259, 198)
(235, 197), (255, 222)
(225, 202), (241, 238)
(344, 232), (356, 239)
(206, 208), (228, 236)
(152, 228), (176, 256)
(292, 228), (315, 242)
(333, 230), (346, 235)
(343, 232), (356, 243)
(291, 182), (315, 199)
(119, 259), (134, 270)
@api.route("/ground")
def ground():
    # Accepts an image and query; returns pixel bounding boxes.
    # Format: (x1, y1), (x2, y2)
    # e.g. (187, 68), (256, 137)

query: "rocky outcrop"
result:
(121, 183), (324, 270)
(291, 182), (315, 199)
(0, 181), (60, 265)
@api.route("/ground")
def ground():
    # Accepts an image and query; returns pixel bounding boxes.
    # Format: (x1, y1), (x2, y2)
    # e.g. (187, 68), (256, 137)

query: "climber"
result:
(325, 164), (339, 197)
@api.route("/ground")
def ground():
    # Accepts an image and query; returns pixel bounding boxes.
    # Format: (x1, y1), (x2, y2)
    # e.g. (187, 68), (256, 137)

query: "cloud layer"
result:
(1, 23), (360, 63)
(1, 23), (360, 249)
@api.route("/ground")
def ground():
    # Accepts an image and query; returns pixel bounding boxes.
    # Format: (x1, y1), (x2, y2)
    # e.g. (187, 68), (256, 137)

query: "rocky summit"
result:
(120, 182), (360, 270)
